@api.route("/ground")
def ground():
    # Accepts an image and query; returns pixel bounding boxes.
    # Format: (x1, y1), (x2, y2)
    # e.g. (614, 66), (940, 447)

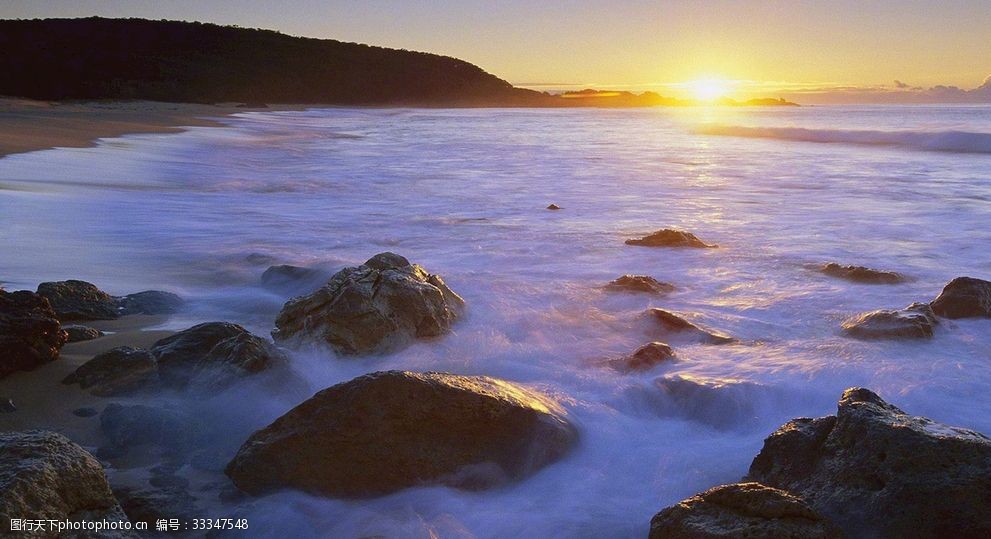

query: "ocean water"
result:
(1, 105), (991, 537)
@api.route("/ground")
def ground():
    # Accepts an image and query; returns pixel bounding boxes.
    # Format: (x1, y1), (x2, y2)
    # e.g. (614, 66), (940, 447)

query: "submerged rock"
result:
(546, 203), (562, 210)
(612, 342), (677, 372)
(0, 431), (133, 535)
(115, 486), (198, 529)
(63, 347), (159, 396)
(37, 279), (120, 321)
(931, 276), (991, 318)
(0, 289), (67, 379)
(625, 229), (715, 248)
(605, 275), (675, 295)
(116, 290), (184, 316)
(73, 407), (99, 418)
(817, 262), (906, 284)
(272, 253), (465, 355)
(644, 375), (767, 430)
(260, 264), (333, 294)
(226, 370), (578, 498)
(649, 482), (841, 539)
(99, 403), (203, 455)
(747, 387), (991, 537)
(841, 302), (938, 340)
(64, 325), (105, 343)
(0, 398), (15, 413)
(647, 308), (735, 344)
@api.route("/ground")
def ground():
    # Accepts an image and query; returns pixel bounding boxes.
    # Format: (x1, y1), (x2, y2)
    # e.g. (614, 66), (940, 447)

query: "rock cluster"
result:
(36, 280), (183, 321)
(0, 289), (67, 379)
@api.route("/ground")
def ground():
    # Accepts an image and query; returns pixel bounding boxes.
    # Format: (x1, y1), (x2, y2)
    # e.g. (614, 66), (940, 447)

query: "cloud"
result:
(776, 74), (991, 104)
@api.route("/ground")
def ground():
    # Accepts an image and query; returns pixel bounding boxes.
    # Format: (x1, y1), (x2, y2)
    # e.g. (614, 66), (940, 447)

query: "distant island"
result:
(0, 18), (797, 107)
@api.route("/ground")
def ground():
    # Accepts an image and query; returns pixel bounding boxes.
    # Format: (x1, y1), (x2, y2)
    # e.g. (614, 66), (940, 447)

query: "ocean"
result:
(1, 105), (990, 537)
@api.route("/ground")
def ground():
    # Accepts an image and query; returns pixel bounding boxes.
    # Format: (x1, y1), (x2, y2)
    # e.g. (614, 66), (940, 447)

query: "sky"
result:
(3, 0), (991, 103)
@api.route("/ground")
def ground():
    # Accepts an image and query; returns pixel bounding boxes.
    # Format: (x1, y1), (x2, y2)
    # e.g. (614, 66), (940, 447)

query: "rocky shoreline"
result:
(2, 239), (990, 537)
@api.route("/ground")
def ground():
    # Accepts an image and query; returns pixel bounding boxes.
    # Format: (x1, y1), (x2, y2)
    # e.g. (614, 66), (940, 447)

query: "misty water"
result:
(1, 105), (991, 537)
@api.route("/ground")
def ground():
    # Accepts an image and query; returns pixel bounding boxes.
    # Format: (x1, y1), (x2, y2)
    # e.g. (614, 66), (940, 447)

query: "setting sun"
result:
(687, 79), (730, 102)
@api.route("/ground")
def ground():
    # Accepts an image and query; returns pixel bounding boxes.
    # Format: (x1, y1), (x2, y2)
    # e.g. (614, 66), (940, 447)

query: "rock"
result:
(625, 229), (715, 248)
(64, 325), (105, 342)
(605, 275), (674, 295)
(817, 262), (905, 284)
(841, 302), (937, 340)
(62, 347), (159, 396)
(649, 482), (842, 539)
(73, 407), (99, 418)
(643, 375), (766, 430)
(226, 370), (578, 498)
(0, 289), (67, 379)
(0, 431), (133, 535)
(36, 279), (120, 321)
(1, 398), (15, 413)
(612, 342), (676, 372)
(931, 276), (991, 318)
(114, 486), (198, 528)
(99, 404), (203, 455)
(648, 308), (735, 344)
(260, 264), (332, 294)
(746, 387), (991, 538)
(116, 290), (184, 316)
(272, 253), (465, 355)
(546, 203), (561, 210)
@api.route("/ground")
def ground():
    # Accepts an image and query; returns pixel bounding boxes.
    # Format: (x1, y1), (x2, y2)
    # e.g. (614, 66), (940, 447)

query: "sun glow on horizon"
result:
(686, 78), (731, 102)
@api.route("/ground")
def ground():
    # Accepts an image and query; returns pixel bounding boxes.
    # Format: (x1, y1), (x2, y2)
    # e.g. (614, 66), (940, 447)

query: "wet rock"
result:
(0, 289), (67, 379)
(546, 203), (562, 210)
(648, 308), (735, 344)
(260, 264), (333, 294)
(817, 262), (906, 284)
(73, 407), (99, 418)
(64, 325), (105, 342)
(150, 322), (288, 390)
(841, 302), (938, 340)
(649, 482), (842, 539)
(37, 279), (120, 321)
(116, 290), (184, 316)
(644, 375), (766, 430)
(99, 404), (203, 455)
(115, 486), (198, 529)
(272, 253), (465, 355)
(1, 398), (15, 413)
(0, 431), (133, 535)
(931, 276), (991, 319)
(605, 275), (675, 295)
(226, 370), (578, 498)
(747, 387), (991, 538)
(63, 347), (159, 396)
(612, 342), (676, 372)
(625, 229), (716, 248)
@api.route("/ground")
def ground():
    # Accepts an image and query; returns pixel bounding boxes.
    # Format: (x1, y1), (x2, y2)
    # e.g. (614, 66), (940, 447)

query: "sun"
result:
(687, 79), (730, 102)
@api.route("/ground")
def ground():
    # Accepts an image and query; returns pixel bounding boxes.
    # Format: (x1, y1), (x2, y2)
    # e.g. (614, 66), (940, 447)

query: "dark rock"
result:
(73, 407), (99, 418)
(605, 275), (674, 295)
(747, 387), (991, 538)
(0, 289), (67, 378)
(648, 308), (735, 344)
(625, 229), (715, 248)
(115, 486), (198, 529)
(931, 276), (991, 319)
(64, 325), (105, 342)
(0, 431), (133, 534)
(644, 375), (766, 430)
(546, 203), (561, 210)
(272, 253), (465, 355)
(226, 370), (578, 498)
(150, 322), (289, 390)
(841, 302), (937, 340)
(99, 403), (203, 453)
(612, 342), (676, 372)
(0, 398), (15, 413)
(817, 263), (906, 284)
(260, 264), (333, 294)
(63, 347), (159, 396)
(649, 482), (842, 539)
(37, 279), (120, 321)
(116, 290), (184, 316)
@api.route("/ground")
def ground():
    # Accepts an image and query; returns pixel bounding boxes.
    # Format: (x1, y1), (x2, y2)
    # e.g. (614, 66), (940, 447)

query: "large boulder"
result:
(272, 253), (465, 355)
(817, 263), (906, 284)
(116, 290), (184, 316)
(649, 482), (841, 539)
(841, 302), (938, 340)
(62, 347), (158, 396)
(0, 431), (133, 537)
(0, 290), (67, 379)
(226, 371), (578, 498)
(747, 387), (991, 537)
(931, 276), (991, 318)
(604, 275), (675, 295)
(36, 280), (119, 321)
(625, 229), (715, 248)
(647, 308), (735, 345)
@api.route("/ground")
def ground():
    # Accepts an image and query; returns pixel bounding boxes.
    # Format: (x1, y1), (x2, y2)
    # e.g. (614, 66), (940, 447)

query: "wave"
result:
(696, 125), (991, 154)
